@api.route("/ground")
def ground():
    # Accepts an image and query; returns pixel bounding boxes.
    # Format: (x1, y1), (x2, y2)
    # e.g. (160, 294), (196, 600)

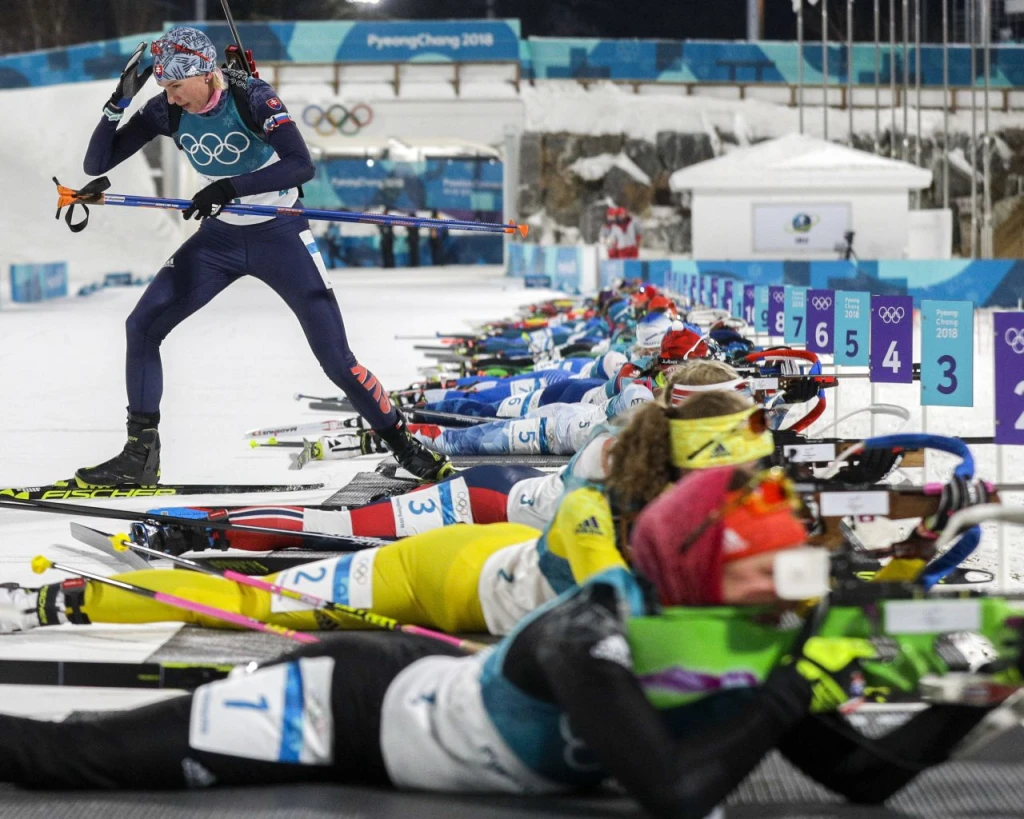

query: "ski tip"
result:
(31, 555), (53, 575)
(518, 222), (529, 238)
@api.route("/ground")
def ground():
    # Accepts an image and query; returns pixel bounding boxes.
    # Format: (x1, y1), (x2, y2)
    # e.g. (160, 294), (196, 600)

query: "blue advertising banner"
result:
(994, 312), (1024, 445)
(834, 291), (869, 366)
(784, 286), (807, 345)
(689, 275), (699, 307)
(755, 286), (770, 333)
(869, 295), (914, 384)
(769, 285), (786, 337)
(306, 156), (502, 219)
(806, 289), (835, 354)
(10, 263), (67, 303)
(723, 280), (735, 316)
(710, 276), (719, 308)
(921, 300), (974, 408)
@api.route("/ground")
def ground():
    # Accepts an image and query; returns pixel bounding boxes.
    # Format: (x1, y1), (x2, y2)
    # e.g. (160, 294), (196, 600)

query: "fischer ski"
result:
(244, 419), (355, 439)
(0, 481), (326, 501)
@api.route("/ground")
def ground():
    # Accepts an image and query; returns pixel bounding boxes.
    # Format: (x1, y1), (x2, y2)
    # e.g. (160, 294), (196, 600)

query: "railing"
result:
(263, 60), (521, 97)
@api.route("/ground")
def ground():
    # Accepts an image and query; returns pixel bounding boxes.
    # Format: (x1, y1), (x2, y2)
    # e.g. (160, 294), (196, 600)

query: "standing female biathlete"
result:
(0, 469), (995, 816)
(74, 28), (450, 487)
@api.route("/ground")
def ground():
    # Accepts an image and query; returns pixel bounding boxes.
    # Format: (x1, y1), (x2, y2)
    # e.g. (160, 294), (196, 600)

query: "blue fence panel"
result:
(10, 262), (68, 303)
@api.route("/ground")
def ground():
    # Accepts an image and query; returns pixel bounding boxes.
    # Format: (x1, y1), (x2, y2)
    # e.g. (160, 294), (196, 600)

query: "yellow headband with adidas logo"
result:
(668, 407), (776, 470)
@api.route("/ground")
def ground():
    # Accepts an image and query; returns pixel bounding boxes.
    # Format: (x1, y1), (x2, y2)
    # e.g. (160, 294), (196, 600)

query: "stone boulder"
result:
(602, 165), (653, 216)
(656, 131), (715, 172)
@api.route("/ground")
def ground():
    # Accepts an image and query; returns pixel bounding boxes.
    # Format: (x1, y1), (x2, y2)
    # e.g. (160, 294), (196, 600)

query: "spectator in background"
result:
(379, 207), (395, 269)
(600, 206), (621, 259)
(408, 212), (421, 268)
(615, 206), (642, 259)
(428, 208), (448, 266)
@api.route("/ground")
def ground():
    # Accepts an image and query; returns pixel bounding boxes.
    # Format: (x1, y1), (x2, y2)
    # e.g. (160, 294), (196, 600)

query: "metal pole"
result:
(874, 0), (881, 154)
(748, 0), (760, 40)
(798, 0), (805, 134)
(902, 0), (910, 161)
(982, 0), (993, 259)
(942, 0), (950, 209)
(890, 0), (898, 158)
(848, 0), (855, 143)
(969, 0), (978, 258)
(823, 0), (830, 140)
(195, 0), (207, 21)
(914, 0), (921, 166)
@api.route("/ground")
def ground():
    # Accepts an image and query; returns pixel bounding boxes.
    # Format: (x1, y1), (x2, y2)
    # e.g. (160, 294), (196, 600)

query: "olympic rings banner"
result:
(302, 104), (374, 137)
(303, 156), (502, 218)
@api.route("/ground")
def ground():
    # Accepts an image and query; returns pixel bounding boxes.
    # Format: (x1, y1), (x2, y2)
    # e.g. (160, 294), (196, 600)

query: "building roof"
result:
(669, 133), (933, 192)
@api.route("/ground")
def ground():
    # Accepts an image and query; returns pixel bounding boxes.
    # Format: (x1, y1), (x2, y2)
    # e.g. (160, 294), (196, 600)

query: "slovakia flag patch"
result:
(266, 97), (283, 110)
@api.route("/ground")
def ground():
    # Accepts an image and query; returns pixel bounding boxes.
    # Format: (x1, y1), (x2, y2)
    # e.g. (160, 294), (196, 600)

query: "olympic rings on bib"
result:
(179, 131), (250, 167)
(811, 297), (832, 310)
(302, 103), (374, 136)
(877, 306), (906, 324)
(1005, 327), (1024, 354)
(772, 291), (785, 303)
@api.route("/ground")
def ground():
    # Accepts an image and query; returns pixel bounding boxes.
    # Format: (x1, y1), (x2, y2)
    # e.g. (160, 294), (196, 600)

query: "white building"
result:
(669, 134), (942, 260)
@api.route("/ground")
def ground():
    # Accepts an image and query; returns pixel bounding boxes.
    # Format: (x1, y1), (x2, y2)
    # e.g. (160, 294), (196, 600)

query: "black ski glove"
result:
(833, 447), (903, 486)
(183, 179), (237, 221)
(104, 42), (152, 121)
(780, 378), (821, 405)
(916, 476), (990, 538)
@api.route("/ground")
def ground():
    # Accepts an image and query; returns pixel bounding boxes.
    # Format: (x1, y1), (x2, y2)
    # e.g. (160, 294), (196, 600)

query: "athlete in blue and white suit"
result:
(75, 28), (448, 486)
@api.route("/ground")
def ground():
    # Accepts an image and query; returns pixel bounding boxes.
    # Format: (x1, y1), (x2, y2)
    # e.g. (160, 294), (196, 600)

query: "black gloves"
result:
(183, 179), (237, 220)
(780, 378), (821, 405)
(104, 42), (152, 121)
(917, 476), (990, 538)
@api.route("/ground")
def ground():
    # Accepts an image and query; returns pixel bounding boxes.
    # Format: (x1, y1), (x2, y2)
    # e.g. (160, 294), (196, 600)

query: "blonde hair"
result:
(660, 360), (743, 406)
(606, 389), (752, 516)
(209, 69), (228, 91)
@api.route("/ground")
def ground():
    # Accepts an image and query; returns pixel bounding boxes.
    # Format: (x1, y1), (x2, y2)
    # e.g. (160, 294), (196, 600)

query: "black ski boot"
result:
(75, 411), (161, 487)
(377, 412), (454, 481)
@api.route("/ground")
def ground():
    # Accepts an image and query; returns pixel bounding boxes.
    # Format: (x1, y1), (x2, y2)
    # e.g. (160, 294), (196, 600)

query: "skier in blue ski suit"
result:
(74, 28), (449, 487)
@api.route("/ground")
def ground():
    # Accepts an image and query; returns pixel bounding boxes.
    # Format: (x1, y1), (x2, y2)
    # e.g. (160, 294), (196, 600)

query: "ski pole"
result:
(111, 534), (487, 653)
(293, 392), (342, 402)
(31, 555), (318, 645)
(54, 177), (529, 237)
(249, 437), (305, 449)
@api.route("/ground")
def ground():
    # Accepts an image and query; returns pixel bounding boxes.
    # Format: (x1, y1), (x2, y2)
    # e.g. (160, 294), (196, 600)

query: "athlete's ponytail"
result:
(606, 403), (677, 516)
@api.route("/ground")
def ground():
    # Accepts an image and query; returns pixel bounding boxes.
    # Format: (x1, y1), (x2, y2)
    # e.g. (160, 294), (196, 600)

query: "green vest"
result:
(627, 597), (1024, 709)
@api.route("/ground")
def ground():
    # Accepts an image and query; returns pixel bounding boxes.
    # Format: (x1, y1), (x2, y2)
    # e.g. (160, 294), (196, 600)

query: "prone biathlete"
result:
(74, 27), (450, 487)
(0, 387), (776, 639)
(156, 358), (749, 549)
(0, 469), (996, 817)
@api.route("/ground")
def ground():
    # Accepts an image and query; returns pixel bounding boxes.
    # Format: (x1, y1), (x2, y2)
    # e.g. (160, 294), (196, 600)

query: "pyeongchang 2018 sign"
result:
(340, 21), (520, 62)
(752, 203), (851, 253)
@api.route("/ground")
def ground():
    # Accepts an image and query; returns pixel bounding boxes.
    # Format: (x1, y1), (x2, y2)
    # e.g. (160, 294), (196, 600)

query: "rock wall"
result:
(519, 126), (1024, 257)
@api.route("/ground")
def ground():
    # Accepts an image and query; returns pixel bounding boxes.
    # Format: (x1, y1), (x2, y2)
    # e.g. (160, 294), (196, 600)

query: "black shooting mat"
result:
(320, 470), (418, 508)
(1, 745), (1023, 818)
